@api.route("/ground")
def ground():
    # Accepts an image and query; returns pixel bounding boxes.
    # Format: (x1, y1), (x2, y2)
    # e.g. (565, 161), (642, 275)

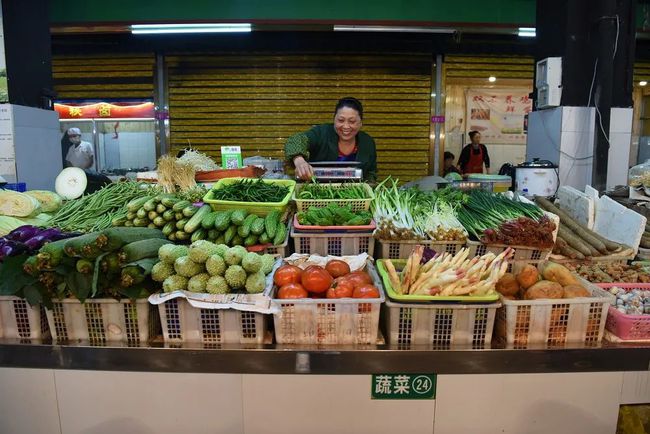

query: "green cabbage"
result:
(25, 190), (62, 213)
(0, 190), (41, 217)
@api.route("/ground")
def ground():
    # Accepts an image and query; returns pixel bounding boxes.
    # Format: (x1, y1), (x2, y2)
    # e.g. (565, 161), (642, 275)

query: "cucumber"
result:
(162, 210), (175, 221)
(156, 203), (167, 214)
(153, 216), (166, 227)
(182, 205), (199, 218)
(160, 196), (180, 208)
(175, 212), (184, 221)
(214, 211), (233, 231)
(238, 214), (258, 238)
(168, 232), (177, 242)
(124, 220), (134, 227)
(111, 217), (127, 227)
(231, 209), (248, 226)
(143, 198), (157, 212)
(147, 223), (157, 229)
(273, 221), (287, 245)
(162, 221), (176, 236)
(251, 217), (265, 235)
(126, 196), (152, 212)
(201, 212), (218, 230)
(136, 208), (147, 219)
(119, 238), (171, 263)
(184, 205), (212, 233)
(175, 231), (190, 241)
(126, 211), (137, 220)
(265, 211), (280, 239)
(133, 218), (149, 227)
(244, 234), (258, 247)
(224, 225), (237, 244)
(191, 228), (208, 243)
(147, 210), (159, 221)
(176, 218), (189, 230)
(172, 200), (191, 212)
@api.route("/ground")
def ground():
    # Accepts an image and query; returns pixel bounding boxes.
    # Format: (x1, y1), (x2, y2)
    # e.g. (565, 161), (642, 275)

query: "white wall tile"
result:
(242, 375), (435, 434)
(55, 370), (243, 434)
(0, 368), (61, 434)
(621, 371), (650, 405)
(607, 132), (632, 189)
(434, 372), (623, 434)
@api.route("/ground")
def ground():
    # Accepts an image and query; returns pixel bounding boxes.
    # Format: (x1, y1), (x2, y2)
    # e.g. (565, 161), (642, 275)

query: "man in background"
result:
(64, 127), (94, 169)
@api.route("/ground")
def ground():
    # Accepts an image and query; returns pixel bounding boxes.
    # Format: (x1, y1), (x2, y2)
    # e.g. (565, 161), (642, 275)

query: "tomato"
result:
(273, 265), (303, 287)
(325, 260), (351, 278)
(278, 283), (308, 299)
(353, 284), (380, 299)
(326, 278), (354, 298)
(301, 265), (333, 294)
(346, 271), (373, 288)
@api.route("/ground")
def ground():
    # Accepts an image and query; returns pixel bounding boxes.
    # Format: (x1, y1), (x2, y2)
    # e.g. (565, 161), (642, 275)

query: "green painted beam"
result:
(49, 0), (535, 26)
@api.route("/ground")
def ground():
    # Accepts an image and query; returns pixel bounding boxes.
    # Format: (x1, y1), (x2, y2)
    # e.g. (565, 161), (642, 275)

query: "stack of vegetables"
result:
(0, 189), (63, 235)
(11, 227), (170, 306)
(534, 197), (626, 260)
(381, 245), (512, 296)
(456, 189), (555, 248)
(372, 177), (467, 242)
(0, 225), (78, 261)
(151, 241), (277, 294)
(209, 178), (290, 203)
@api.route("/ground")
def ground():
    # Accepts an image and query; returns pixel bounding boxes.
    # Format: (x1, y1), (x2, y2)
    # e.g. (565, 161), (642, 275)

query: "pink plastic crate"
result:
(292, 215), (376, 233)
(597, 283), (650, 340)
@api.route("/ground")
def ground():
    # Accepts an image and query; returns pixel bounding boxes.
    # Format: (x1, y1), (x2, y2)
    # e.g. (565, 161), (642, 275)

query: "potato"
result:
(524, 280), (564, 300)
(537, 261), (580, 286)
(496, 273), (520, 297)
(562, 284), (591, 298)
(516, 264), (539, 289)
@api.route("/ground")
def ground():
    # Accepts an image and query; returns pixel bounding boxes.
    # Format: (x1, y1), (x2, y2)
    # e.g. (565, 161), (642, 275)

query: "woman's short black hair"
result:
(468, 130), (480, 140)
(335, 97), (363, 120)
(444, 151), (455, 161)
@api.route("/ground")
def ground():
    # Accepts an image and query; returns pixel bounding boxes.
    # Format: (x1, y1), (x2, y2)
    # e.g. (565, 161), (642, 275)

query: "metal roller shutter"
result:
(167, 54), (433, 182)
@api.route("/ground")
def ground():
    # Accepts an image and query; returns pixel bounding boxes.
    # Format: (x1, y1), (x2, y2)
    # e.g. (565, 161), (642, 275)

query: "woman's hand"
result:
(293, 156), (314, 180)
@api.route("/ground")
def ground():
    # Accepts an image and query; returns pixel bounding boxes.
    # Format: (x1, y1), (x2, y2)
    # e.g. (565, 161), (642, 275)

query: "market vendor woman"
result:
(458, 131), (491, 174)
(284, 97), (377, 182)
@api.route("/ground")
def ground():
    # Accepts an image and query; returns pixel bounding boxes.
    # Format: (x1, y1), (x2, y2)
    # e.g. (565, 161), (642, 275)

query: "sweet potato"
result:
(516, 264), (539, 289)
(496, 273), (520, 297)
(537, 261), (580, 286)
(562, 284), (590, 298)
(524, 280), (564, 300)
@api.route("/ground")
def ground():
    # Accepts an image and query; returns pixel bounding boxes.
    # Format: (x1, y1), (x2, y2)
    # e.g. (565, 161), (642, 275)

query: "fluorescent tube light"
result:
(333, 25), (455, 34)
(518, 27), (536, 37)
(131, 23), (251, 34)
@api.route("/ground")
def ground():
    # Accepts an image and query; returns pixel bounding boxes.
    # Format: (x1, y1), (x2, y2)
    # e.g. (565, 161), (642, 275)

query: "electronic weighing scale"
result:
(305, 161), (363, 182)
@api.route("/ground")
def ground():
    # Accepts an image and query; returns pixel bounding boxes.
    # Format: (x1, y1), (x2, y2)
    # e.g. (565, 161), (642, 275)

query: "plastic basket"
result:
(494, 277), (614, 347)
(467, 240), (552, 262)
(158, 298), (267, 344)
(203, 178), (296, 215)
(272, 261), (384, 344)
(293, 183), (374, 212)
(0, 296), (49, 340)
(293, 214), (376, 233)
(46, 299), (154, 344)
(376, 239), (466, 259)
(291, 227), (375, 256)
(383, 299), (500, 346)
(596, 283), (650, 340)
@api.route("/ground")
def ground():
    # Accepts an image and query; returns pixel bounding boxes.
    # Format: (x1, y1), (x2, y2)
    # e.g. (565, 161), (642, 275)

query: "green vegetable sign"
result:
(371, 374), (436, 400)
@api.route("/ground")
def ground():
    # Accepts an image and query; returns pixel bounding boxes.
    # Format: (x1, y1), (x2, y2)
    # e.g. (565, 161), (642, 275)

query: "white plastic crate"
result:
(251, 219), (291, 257)
(377, 239), (465, 259)
(0, 296), (49, 340)
(291, 227), (375, 256)
(272, 261), (384, 344)
(494, 279), (614, 347)
(158, 298), (267, 344)
(383, 299), (499, 346)
(293, 183), (374, 212)
(46, 299), (154, 344)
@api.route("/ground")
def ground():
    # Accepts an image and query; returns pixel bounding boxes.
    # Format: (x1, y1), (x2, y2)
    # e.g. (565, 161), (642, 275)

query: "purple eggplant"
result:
(0, 240), (28, 259)
(5, 226), (42, 243)
(24, 234), (49, 251)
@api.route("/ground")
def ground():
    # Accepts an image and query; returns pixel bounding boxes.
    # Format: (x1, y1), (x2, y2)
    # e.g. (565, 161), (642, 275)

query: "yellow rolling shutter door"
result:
(52, 54), (155, 100)
(167, 54), (432, 181)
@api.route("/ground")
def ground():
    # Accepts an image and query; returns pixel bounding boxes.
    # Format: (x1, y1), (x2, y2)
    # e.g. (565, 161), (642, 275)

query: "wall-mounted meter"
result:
(536, 57), (562, 109)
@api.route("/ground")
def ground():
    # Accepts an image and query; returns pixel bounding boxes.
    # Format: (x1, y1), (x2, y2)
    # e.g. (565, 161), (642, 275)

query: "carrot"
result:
(535, 196), (609, 253)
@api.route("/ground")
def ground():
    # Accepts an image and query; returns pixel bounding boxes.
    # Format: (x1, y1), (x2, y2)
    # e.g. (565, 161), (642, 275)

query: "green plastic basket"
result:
(376, 259), (499, 303)
(203, 178), (296, 216)
(293, 183), (374, 212)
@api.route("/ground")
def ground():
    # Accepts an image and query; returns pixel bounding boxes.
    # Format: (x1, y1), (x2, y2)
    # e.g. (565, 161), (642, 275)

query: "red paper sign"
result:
(54, 102), (155, 119)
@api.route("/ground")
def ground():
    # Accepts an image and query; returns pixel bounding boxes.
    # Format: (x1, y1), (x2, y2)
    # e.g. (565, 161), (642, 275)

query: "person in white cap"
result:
(64, 127), (94, 169)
